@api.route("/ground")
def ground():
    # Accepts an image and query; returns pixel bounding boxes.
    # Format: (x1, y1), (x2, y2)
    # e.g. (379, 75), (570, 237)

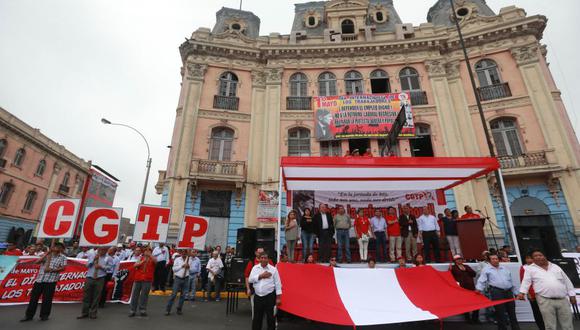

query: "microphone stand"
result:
(477, 207), (499, 252)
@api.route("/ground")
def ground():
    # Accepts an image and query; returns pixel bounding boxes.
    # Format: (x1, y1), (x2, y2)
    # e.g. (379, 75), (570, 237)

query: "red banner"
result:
(0, 257), (135, 305)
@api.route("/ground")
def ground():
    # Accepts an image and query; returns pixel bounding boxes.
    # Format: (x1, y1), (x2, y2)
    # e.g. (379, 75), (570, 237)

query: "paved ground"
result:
(0, 296), (574, 329)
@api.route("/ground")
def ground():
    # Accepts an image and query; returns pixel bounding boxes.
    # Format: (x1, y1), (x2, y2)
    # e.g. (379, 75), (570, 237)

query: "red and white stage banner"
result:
(176, 215), (209, 250)
(79, 207), (123, 247)
(37, 199), (82, 239)
(133, 204), (171, 243)
(0, 257), (135, 305)
(277, 263), (510, 326)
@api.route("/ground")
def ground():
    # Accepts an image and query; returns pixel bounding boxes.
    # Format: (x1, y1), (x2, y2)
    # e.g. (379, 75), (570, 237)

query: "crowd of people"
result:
(285, 203), (491, 265)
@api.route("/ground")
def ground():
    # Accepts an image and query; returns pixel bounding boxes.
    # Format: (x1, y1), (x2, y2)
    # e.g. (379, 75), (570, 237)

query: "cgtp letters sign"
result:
(79, 207), (123, 247)
(132, 204), (171, 243)
(176, 215), (209, 250)
(37, 199), (81, 238)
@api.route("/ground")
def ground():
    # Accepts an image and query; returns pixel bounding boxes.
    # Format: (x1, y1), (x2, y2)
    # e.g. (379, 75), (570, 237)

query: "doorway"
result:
(348, 139), (370, 154)
(410, 124), (434, 157)
(514, 215), (561, 259)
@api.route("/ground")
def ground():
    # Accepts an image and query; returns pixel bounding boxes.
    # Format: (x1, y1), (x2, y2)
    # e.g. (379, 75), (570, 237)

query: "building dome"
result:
(427, 0), (495, 27)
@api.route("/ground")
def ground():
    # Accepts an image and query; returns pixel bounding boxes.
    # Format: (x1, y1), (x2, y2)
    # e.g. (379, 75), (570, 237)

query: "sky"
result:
(0, 0), (578, 220)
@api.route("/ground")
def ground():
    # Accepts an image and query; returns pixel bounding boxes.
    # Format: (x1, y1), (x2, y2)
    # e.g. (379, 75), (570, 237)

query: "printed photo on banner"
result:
(314, 93), (416, 141)
(257, 190), (279, 223)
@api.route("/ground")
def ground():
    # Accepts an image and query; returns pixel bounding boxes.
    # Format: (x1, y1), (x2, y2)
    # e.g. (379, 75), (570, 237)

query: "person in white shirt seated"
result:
(165, 250), (195, 315)
(248, 252), (282, 330)
(205, 251), (224, 302)
(517, 249), (577, 330)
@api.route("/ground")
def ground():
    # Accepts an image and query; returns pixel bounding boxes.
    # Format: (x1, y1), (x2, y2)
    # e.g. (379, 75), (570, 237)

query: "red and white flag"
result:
(277, 263), (510, 326)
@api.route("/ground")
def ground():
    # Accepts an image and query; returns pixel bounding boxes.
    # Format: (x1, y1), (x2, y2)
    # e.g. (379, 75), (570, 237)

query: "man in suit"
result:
(316, 109), (334, 140)
(313, 204), (334, 263)
(398, 205), (418, 261)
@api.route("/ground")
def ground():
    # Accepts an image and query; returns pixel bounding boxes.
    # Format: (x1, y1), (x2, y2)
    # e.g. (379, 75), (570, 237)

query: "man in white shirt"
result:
(152, 243), (170, 292)
(206, 251), (224, 302)
(165, 250), (194, 315)
(248, 252), (282, 330)
(417, 207), (440, 263)
(517, 249), (576, 330)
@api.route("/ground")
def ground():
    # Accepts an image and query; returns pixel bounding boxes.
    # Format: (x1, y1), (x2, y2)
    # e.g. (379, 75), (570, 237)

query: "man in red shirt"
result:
(129, 247), (156, 317)
(459, 205), (481, 220)
(3, 241), (23, 256)
(386, 207), (401, 263)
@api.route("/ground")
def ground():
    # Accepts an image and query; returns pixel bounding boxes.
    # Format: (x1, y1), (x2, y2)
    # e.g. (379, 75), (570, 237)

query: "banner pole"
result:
(277, 167), (283, 263)
(497, 168), (521, 263)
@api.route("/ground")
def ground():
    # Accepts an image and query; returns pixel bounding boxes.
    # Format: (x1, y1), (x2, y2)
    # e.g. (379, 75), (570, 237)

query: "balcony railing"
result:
(409, 90), (428, 106)
(286, 96), (312, 110)
(190, 159), (246, 181)
(498, 151), (549, 169)
(341, 34), (358, 42)
(477, 82), (512, 101)
(213, 95), (239, 111)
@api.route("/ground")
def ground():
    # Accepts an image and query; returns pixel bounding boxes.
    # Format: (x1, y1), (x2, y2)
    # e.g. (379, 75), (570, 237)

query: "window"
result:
(289, 73), (308, 97)
(77, 178), (84, 194)
(231, 23), (241, 31)
(209, 127), (234, 161)
(376, 11), (384, 22)
(399, 67), (421, 91)
(370, 69), (391, 93)
(341, 19), (355, 34)
(410, 124), (434, 157)
(318, 72), (337, 96)
(0, 182), (14, 206)
(23, 190), (37, 212)
(288, 128), (311, 156)
(0, 139), (6, 157)
(13, 148), (26, 167)
(475, 59), (501, 87)
(200, 190), (231, 217)
(35, 159), (46, 176)
(218, 72), (238, 97)
(491, 118), (523, 156)
(345, 71), (363, 95)
(320, 141), (342, 156)
(62, 172), (70, 186)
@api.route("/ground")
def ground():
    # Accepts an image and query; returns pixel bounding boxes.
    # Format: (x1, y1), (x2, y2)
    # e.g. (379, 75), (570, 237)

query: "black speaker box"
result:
(226, 257), (248, 284)
(236, 228), (256, 259)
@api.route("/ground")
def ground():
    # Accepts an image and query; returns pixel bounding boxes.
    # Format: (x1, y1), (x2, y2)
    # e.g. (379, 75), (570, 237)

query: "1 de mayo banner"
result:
(314, 93), (415, 140)
(0, 256), (135, 305)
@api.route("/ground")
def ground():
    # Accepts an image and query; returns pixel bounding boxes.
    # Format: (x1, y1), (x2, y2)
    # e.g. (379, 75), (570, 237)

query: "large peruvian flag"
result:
(277, 263), (511, 326)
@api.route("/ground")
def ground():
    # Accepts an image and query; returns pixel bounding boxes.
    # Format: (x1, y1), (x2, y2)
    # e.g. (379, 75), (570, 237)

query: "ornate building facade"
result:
(157, 0), (580, 252)
(0, 107), (91, 243)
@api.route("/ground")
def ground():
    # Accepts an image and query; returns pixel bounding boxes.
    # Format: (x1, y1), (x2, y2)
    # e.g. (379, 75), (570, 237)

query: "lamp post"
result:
(101, 118), (152, 204)
(449, 0), (521, 262)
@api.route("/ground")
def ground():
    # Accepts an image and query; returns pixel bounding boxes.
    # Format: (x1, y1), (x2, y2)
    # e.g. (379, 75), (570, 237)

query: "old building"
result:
(156, 0), (580, 253)
(0, 107), (91, 243)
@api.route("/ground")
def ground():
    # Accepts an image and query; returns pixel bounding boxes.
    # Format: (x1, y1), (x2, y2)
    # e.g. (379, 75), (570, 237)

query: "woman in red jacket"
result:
(129, 247), (156, 317)
(450, 255), (479, 323)
(354, 209), (372, 262)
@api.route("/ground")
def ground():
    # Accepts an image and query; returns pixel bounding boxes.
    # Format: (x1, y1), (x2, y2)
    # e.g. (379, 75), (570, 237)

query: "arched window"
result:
(23, 190), (37, 212)
(491, 118), (523, 156)
(289, 73), (308, 97)
(209, 127), (235, 161)
(13, 148), (25, 167)
(288, 128), (311, 156)
(345, 71), (363, 95)
(475, 59), (501, 87)
(370, 69), (391, 93)
(0, 182), (14, 206)
(318, 72), (337, 96)
(410, 124), (434, 157)
(341, 19), (355, 34)
(35, 159), (46, 176)
(0, 139), (6, 157)
(218, 72), (238, 97)
(62, 172), (70, 186)
(399, 67), (421, 91)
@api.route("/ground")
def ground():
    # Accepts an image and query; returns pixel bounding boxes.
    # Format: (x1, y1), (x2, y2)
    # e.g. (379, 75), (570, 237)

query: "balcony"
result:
(341, 34), (358, 42)
(477, 82), (512, 101)
(409, 90), (428, 106)
(190, 159), (246, 183)
(58, 185), (70, 194)
(286, 96), (312, 110)
(498, 150), (553, 171)
(213, 95), (239, 111)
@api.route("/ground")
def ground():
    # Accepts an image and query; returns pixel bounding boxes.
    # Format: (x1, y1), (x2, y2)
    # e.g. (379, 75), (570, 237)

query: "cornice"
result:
(280, 111), (314, 121)
(468, 95), (531, 112)
(198, 109), (251, 122)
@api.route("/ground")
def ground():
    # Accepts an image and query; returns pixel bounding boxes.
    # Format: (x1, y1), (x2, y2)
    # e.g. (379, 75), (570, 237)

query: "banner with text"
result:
(0, 256), (135, 305)
(313, 93), (415, 140)
(257, 191), (280, 223)
(293, 190), (446, 219)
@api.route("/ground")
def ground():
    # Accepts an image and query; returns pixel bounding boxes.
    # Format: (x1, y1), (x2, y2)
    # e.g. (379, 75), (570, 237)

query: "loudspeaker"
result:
(226, 257), (248, 284)
(236, 228), (256, 259)
(551, 258), (580, 287)
(256, 228), (275, 259)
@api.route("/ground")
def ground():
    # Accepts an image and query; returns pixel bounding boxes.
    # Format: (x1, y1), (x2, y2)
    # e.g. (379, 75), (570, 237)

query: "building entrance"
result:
(514, 215), (561, 259)
(348, 139), (370, 154)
